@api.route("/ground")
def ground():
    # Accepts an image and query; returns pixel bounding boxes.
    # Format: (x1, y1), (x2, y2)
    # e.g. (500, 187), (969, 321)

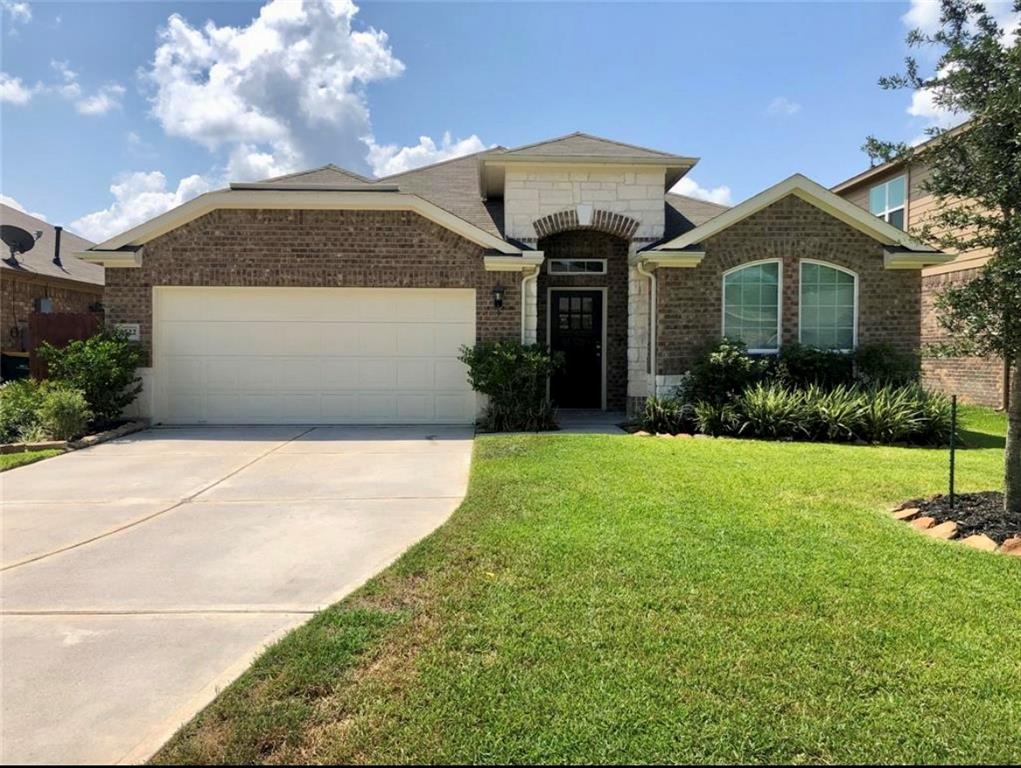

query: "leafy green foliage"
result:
(854, 343), (922, 387)
(640, 396), (694, 434)
(0, 379), (45, 442)
(688, 338), (770, 405)
(38, 328), (143, 425)
(459, 342), (563, 432)
(37, 387), (92, 441)
(773, 343), (855, 389)
(692, 400), (741, 437)
(737, 383), (809, 439)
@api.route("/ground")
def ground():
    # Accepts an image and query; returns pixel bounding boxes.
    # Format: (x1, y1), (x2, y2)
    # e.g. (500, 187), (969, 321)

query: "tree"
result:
(864, 0), (1021, 518)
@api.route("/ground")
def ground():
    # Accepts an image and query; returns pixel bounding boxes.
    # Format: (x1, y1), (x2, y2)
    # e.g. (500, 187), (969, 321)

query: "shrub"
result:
(693, 400), (741, 437)
(0, 379), (45, 442)
(37, 387), (92, 440)
(773, 344), (854, 389)
(803, 384), (864, 442)
(854, 343), (920, 387)
(737, 383), (808, 439)
(908, 387), (953, 445)
(688, 339), (770, 405)
(459, 342), (563, 432)
(38, 328), (143, 425)
(640, 396), (694, 434)
(857, 385), (923, 444)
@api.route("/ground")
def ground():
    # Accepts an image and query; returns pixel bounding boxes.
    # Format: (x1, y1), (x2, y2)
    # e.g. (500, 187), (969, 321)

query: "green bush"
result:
(39, 328), (143, 425)
(459, 342), (563, 432)
(0, 379), (46, 442)
(640, 396), (694, 434)
(37, 387), (92, 440)
(737, 383), (808, 439)
(853, 343), (920, 387)
(774, 344), (854, 389)
(688, 339), (770, 405)
(693, 400), (741, 437)
(803, 384), (864, 442)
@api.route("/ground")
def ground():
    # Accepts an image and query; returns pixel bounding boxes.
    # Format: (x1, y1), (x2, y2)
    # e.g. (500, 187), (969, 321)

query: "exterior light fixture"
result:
(492, 284), (505, 310)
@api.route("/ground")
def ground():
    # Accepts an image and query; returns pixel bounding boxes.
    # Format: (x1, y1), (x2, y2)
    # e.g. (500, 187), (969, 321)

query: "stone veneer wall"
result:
(655, 195), (922, 376)
(921, 268), (1006, 407)
(503, 166), (666, 243)
(104, 209), (520, 364)
(1, 274), (103, 353)
(537, 230), (630, 410)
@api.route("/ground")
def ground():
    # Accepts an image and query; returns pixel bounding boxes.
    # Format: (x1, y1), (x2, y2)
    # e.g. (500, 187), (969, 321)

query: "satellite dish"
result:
(1, 225), (39, 263)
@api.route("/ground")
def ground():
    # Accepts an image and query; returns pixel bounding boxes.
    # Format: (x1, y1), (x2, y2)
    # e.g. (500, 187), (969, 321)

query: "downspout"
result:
(520, 264), (540, 345)
(636, 260), (657, 397)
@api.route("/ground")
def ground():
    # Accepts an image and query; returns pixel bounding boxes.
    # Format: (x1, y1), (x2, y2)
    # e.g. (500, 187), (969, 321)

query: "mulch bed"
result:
(903, 491), (1019, 544)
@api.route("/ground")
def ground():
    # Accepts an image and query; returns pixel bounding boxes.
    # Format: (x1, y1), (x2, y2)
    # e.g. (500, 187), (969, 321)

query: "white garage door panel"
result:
(155, 287), (476, 425)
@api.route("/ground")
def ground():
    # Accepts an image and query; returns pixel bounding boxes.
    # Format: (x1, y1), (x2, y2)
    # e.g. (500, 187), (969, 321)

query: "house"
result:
(77, 133), (949, 425)
(833, 134), (1008, 408)
(0, 204), (102, 379)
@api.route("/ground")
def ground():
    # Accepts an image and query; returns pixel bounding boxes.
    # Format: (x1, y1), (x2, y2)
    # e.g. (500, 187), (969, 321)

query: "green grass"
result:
(0, 448), (63, 472)
(154, 406), (1019, 765)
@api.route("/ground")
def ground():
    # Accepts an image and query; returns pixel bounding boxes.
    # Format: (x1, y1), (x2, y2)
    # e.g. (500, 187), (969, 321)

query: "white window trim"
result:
(547, 258), (608, 276)
(869, 174), (907, 226)
(721, 258), (783, 354)
(798, 259), (860, 352)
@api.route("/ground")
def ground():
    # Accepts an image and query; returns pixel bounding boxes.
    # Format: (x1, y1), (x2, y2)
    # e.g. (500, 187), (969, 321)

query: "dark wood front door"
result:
(550, 290), (603, 408)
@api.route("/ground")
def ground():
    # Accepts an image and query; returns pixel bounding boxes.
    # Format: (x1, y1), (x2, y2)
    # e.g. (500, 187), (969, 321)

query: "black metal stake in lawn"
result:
(949, 395), (957, 510)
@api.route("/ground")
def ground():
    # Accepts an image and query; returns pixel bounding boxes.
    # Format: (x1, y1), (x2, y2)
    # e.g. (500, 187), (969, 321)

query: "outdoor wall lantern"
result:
(492, 285), (505, 310)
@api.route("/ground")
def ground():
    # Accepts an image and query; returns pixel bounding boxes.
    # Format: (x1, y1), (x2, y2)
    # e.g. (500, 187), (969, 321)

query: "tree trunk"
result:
(1006, 354), (1021, 519)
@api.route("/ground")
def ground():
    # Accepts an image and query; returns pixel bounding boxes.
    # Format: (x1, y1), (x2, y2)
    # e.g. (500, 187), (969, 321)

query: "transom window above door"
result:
(722, 260), (781, 353)
(548, 259), (607, 275)
(869, 175), (907, 230)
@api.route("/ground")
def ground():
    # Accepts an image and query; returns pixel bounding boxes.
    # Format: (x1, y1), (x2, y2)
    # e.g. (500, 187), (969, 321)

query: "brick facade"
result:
(104, 209), (519, 363)
(1, 274), (103, 353)
(656, 195), (921, 374)
(921, 268), (1005, 407)
(537, 230), (629, 410)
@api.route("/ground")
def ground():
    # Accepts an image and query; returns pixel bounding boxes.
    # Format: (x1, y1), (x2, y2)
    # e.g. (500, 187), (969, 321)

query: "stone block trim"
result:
(537, 230), (629, 410)
(655, 195), (922, 374)
(920, 268), (1006, 407)
(104, 209), (519, 363)
(1, 274), (103, 353)
(533, 208), (640, 240)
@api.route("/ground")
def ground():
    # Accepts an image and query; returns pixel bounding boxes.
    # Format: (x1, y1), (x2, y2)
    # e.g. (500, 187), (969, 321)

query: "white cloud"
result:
(146, 0), (404, 179)
(75, 83), (126, 115)
(670, 176), (733, 206)
(364, 132), (489, 177)
(70, 171), (213, 242)
(0, 72), (33, 104)
(903, 0), (1019, 37)
(0, 193), (46, 221)
(1, 0), (31, 24)
(766, 96), (802, 116)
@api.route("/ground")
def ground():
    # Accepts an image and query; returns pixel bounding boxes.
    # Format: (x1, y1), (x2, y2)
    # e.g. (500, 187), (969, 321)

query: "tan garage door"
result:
(153, 287), (476, 425)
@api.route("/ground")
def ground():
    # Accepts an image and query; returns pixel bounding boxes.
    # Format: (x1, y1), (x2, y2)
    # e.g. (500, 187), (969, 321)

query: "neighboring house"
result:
(833, 136), (1007, 408)
(1, 204), (102, 379)
(78, 132), (948, 425)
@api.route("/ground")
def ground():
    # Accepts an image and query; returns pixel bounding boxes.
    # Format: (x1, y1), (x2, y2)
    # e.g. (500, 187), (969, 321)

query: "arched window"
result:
(799, 260), (858, 350)
(722, 260), (781, 353)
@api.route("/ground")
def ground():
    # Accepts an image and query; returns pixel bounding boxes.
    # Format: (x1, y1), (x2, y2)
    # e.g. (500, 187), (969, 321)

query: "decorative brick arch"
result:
(532, 207), (640, 240)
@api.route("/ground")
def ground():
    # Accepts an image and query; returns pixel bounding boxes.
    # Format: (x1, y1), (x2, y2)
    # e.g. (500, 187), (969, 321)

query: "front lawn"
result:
(0, 448), (63, 472)
(155, 407), (1019, 765)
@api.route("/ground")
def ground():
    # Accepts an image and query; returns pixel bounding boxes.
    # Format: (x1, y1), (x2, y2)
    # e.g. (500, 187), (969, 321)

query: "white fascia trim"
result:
(648, 174), (940, 254)
(484, 254), (545, 271)
(637, 251), (705, 269)
(85, 190), (522, 256)
(73, 248), (142, 268)
(883, 248), (956, 269)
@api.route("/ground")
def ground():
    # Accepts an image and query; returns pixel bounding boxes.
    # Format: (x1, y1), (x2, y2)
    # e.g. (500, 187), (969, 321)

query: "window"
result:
(722, 260), (781, 353)
(548, 259), (607, 275)
(869, 175), (906, 230)
(799, 260), (858, 351)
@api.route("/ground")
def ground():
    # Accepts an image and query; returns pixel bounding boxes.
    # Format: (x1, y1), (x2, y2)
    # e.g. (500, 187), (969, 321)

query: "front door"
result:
(549, 290), (603, 409)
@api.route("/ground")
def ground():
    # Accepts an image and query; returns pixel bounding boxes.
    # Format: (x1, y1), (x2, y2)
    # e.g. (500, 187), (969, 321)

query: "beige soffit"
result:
(78, 189), (523, 266)
(645, 174), (949, 268)
(483, 253), (545, 272)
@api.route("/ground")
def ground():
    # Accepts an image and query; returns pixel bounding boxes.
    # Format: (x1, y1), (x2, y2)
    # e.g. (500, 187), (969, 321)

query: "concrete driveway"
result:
(0, 425), (472, 765)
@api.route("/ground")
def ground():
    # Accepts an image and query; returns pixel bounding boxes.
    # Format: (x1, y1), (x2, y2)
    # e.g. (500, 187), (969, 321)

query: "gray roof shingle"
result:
(0, 205), (102, 287)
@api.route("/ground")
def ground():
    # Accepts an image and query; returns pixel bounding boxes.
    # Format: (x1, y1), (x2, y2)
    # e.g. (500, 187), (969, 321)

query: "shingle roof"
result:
(664, 193), (730, 238)
(0, 204), (102, 286)
(502, 131), (689, 159)
(260, 164), (376, 186)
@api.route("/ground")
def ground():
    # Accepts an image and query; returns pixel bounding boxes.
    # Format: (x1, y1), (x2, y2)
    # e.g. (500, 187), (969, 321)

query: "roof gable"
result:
(502, 132), (688, 160)
(259, 164), (375, 186)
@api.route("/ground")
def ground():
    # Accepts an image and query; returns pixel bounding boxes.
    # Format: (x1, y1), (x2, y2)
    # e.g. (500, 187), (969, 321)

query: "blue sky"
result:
(0, 0), (1008, 242)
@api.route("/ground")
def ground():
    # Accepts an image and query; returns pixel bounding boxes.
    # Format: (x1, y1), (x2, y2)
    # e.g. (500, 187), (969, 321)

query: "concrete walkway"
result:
(0, 425), (473, 765)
